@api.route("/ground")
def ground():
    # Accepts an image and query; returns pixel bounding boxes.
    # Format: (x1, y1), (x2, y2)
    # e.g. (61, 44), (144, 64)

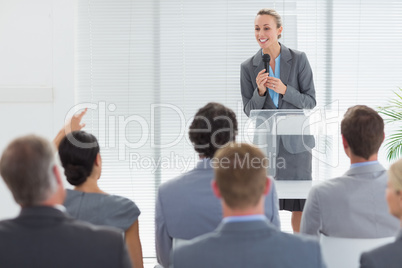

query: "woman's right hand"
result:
(256, 69), (269, 96)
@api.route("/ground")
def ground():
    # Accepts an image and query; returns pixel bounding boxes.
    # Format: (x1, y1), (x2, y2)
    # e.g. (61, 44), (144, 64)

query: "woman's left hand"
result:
(265, 77), (287, 95)
(53, 108), (87, 149)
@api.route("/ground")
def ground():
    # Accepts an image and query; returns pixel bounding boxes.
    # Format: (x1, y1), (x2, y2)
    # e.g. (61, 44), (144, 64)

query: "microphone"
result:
(261, 54), (270, 96)
(262, 54), (270, 75)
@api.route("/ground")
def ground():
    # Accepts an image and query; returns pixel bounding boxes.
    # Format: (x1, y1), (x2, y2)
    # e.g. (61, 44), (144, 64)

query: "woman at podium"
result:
(240, 8), (316, 232)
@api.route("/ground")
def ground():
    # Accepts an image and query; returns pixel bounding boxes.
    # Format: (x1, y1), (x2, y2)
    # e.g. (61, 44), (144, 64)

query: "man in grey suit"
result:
(300, 105), (399, 238)
(0, 135), (132, 268)
(171, 142), (326, 268)
(155, 102), (280, 268)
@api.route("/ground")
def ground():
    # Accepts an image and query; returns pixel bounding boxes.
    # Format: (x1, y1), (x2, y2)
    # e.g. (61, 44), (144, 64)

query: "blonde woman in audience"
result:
(54, 110), (143, 268)
(360, 158), (402, 268)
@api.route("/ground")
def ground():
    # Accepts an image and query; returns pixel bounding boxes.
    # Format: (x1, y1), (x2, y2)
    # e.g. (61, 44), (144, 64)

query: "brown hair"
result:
(0, 135), (57, 206)
(189, 102), (238, 158)
(213, 143), (268, 209)
(257, 8), (283, 39)
(341, 105), (384, 159)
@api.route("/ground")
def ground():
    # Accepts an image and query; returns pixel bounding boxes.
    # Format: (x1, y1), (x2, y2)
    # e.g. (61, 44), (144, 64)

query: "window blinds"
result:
(75, 0), (402, 258)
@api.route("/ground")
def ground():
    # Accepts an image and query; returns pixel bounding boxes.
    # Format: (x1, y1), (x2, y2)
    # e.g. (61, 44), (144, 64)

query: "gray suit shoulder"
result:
(241, 54), (254, 69)
(280, 231), (322, 253)
(360, 240), (402, 268)
(0, 213), (131, 268)
(287, 47), (305, 57)
(157, 170), (190, 199)
(173, 223), (324, 268)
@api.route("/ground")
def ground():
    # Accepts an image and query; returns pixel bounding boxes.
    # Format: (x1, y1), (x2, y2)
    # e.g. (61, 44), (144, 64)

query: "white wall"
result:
(0, 0), (74, 219)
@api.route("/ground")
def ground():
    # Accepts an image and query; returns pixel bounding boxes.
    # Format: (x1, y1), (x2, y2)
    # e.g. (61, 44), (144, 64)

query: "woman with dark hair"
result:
(58, 130), (143, 268)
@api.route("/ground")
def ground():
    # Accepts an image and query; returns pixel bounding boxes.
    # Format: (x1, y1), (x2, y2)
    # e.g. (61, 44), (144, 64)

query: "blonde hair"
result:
(256, 8), (282, 39)
(388, 158), (402, 191)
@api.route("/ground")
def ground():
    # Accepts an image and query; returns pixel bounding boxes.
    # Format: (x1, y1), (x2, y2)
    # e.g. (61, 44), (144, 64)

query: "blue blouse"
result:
(268, 54), (281, 107)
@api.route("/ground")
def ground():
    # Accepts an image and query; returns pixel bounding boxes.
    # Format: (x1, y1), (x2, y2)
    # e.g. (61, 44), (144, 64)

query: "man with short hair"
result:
(300, 105), (399, 237)
(0, 135), (132, 268)
(171, 143), (325, 268)
(155, 102), (280, 268)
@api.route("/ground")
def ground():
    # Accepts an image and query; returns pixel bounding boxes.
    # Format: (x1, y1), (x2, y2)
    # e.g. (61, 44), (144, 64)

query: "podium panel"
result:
(247, 109), (337, 181)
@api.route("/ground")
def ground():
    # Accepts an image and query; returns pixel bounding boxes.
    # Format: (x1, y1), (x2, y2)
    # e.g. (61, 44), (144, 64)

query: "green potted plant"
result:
(378, 88), (402, 161)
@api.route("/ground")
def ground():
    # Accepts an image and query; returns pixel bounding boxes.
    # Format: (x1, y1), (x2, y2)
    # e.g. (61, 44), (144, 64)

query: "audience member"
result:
(0, 135), (131, 268)
(300, 105), (399, 237)
(171, 142), (325, 268)
(59, 131), (143, 268)
(360, 157), (402, 268)
(155, 102), (280, 268)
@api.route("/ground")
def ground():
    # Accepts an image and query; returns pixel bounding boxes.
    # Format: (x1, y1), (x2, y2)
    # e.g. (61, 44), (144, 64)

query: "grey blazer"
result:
(0, 206), (132, 268)
(241, 43), (316, 181)
(171, 219), (326, 268)
(300, 163), (400, 237)
(240, 43), (316, 117)
(155, 159), (280, 268)
(360, 230), (401, 268)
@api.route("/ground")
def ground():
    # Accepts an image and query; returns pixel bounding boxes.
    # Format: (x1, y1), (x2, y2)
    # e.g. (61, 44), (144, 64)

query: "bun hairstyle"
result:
(58, 131), (100, 186)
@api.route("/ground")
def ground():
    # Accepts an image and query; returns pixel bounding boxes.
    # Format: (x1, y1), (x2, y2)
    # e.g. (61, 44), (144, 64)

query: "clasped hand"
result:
(256, 69), (287, 96)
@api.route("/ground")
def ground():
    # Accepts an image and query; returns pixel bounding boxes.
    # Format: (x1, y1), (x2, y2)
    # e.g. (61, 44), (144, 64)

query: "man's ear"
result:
(342, 135), (349, 150)
(342, 134), (352, 158)
(212, 180), (222, 199)
(53, 165), (63, 186)
(263, 177), (271, 195)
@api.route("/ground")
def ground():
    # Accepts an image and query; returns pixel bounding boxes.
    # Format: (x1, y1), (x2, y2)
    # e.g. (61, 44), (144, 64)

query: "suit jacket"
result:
(360, 230), (401, 268)
(171, 219), (326, 268)
(240, 43), (316, 117)
(241, 44), (316, 180)
(0, 206), (132, 268)
(155, 159), (280, 268)
(300, 163), (400, 237)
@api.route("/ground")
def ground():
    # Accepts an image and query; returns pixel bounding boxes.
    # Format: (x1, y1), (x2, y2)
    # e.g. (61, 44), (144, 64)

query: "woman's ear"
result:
(94, 153), (102, 167)
(398, 191), (402, 210)
(277, 26), (283, 36)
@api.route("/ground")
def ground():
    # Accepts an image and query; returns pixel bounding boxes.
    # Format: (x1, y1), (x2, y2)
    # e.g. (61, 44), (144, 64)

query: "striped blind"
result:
(75, 0), (402, 258)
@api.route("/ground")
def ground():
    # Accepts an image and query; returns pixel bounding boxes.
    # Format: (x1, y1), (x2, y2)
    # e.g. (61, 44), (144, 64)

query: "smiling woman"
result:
(240, 8), (316, 233)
